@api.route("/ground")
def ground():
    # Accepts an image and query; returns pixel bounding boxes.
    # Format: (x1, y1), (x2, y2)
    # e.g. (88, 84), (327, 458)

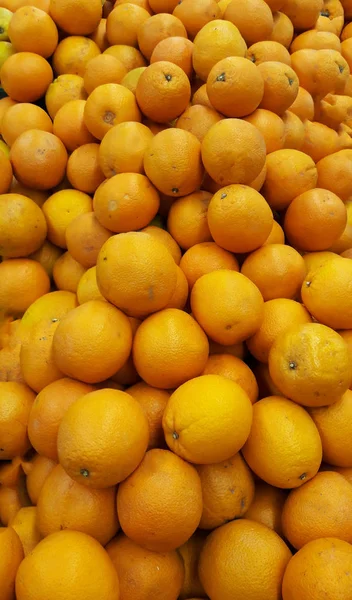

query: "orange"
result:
(330, 466), (352, 483)
(176, 104), (222, 142)
(9, 181), (48, 208)
(142, 225), (182, 265)
(202, 354), (258, 404)
(282, 109), (305, 149)
(52, 99), (95, 152)
(137, 13), (187, 60)
(201, 118), (266, 186)
(269, 10), (294, 48)
(243, 109), (285, 154)
(302, 257), (352, 329)
(191, 270), (264, 345)
(208, 184), (273, 253)
(163, 374), (253, 463)
(120, 66), (147, 93)
(136, 61), (191, 123)
(133, 308), (209, 389)
(58, 388), (149, 488)
(291, 30), (341, 52)
(15, 530), (119, 600)
(109, 316), (140, 387)
(178, 532), (206, 600)
(52, 300), (132, 384)
(0, 382), (35, 460)
(290, 48), (346, 97)
(0, 193), (47, 258)
(104, 44), (146, 70)
(315, 94), (352, 131)
(206, 56), (263, 118)
(42, 189), (92, 248)
(282, 0), (323, 30)
(76, 267), (107, 304)
(106, 3), (149, 46)
(242, 395), (322, 488)
(96, 232), (177, 318)
(150, 36), (194, 78)
(310, 389), (352, 467)
(341, 38), (352, 72)
(303, 250), (340, 273)
(196, 452), (255, 529)
(317, 0), (344, 35)
(342, 20), (352, 40)
(247, 40), (291, 65)
(165, 264), (189, 309)
(269, 322), (352, 407)
(127, 382), (170, 449)
(49, 0), (102, 35)
(174, 0), (220, 38)
(192, 19), (247, 82)
(282, 471), (352, 549)
(117, 448), (202, 551)
(199, 519), (291, 600)
(0, 325), (24, 386)
(23, 455), (56, 505)
(0, 527), (24, 600)
(256, 61), (299, 115)
(52, 251), (86, 293)
(241, 244), (306, 301)
(288, 86), (314, 121)
(254, 359), (293, 398)
(284, 188), (347, 252)
(180, 241), (239, 288)
(83, 54), (127, 94)
(224, 0), (274, 45)
(10, 0), (50, 11)
(106, 534), (185, 600)
(166, 190), (212, 249)
(83, 82), (141, 140)
(191, 82), (213, 108)
(45, 74), (87, 119)
(0, 259), (50, 317)
(1, 52), (53, 102)
(19, 290), (78, 338)
(0, 486), (24, 528)
(0, 153), (12, 194)
(66, 142), (105, 194)
(10, 130), (67, 191)
(98, 121), (152, 178)
(244, 481), (287, 536)
(52, 36), (101, 77)
(9, 506), (41, 556)
(65, 212), (111, 269)
(28, 377), (94, 461)
(93, 173), (159, 233)
(8, 5), (58, 57)
(301, 121), (340, 163)
(316, 149), (352, 201)
(37, 464), (119, 545)
(20, 317), (63, 392)
(263, 220), (285, 245)
(89, 17), (109, 51)
(282, 537), (352, 600)
(144, 128), (203, 196)
(262, 149), (317, 211)
(0, 97), (17, 133)
(247, 299), (312, 363)
(1, 103), (53, 148)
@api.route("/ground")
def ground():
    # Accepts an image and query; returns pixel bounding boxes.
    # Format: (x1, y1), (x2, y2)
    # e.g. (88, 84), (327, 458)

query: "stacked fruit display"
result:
(1, 0), (352, 599)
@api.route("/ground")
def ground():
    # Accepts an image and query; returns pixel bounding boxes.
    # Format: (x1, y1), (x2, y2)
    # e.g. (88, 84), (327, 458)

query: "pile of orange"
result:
(2, 0), (352, 598)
